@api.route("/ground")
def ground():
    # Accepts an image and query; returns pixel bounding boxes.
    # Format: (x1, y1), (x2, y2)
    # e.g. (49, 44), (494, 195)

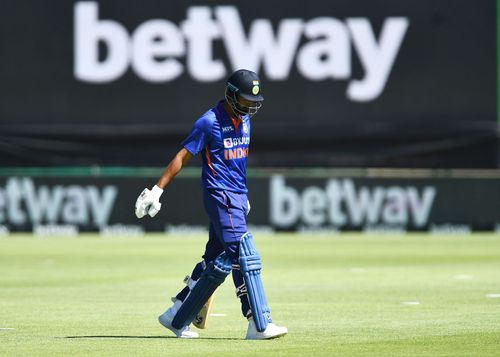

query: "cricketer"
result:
(135, 69), (288, 340)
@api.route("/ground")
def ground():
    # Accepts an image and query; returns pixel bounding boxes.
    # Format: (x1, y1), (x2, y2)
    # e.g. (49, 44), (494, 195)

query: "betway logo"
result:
(0, 178), (117, 226)
(270, 176), (436, 228)
(74, 2), (409, 102)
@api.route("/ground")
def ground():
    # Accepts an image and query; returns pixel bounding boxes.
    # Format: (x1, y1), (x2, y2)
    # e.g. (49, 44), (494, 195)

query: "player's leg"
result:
(237, 232), (287, 339)
(170, 251), (231, 330)
(158, 224), (225, 338)
(172, 225), (223, 303)
(192, 224), (224, 329)
(202, 190), (249, 308)
(205, 189), (287, 339)
(225, 243), (252, 318)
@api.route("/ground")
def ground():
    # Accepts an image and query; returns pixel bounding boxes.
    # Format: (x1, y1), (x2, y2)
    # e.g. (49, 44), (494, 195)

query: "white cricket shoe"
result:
(158, 307), (199, 339)
(245, 318), (288, 340)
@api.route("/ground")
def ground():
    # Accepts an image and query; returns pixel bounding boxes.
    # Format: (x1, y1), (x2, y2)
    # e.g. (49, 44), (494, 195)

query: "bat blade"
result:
(193, 293), (215, 329)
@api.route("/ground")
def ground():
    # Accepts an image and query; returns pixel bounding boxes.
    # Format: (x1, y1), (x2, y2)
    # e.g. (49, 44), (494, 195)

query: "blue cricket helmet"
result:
(225, 69), (264, 117)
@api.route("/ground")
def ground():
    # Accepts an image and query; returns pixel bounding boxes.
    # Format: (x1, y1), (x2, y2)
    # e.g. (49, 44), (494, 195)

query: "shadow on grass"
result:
(63, 335), (243, 341)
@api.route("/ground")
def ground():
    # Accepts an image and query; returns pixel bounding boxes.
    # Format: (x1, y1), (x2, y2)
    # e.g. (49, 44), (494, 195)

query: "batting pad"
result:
(172, 253), (231, 330)
(239, 232), (271, 332)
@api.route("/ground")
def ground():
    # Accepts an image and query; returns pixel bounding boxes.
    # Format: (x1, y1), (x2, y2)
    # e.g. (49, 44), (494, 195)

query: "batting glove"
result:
(247, 199), (251, 215)
(135, 185), (163, 218)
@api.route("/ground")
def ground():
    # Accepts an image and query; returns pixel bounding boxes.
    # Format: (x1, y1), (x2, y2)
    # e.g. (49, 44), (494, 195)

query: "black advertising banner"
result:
(0, 1), (497, 167)
(266, 175), (500, 233)
(0, 175), (498, 234)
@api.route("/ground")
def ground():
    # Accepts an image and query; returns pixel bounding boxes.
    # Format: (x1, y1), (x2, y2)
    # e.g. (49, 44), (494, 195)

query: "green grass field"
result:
(1, 234), (500, 356)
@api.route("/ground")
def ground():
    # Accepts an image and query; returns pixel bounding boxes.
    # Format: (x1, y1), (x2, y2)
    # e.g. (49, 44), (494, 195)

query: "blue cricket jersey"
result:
(181, 101), (251, 194)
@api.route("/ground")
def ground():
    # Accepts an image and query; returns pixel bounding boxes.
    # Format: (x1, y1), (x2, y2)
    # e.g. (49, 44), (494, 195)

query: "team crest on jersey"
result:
(242, 122), (248, 134)
(223, 138), (234, 148)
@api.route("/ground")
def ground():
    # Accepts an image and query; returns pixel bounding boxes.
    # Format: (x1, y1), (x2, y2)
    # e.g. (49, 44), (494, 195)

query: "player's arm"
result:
(156, 148), (193, 189)
(135, 113), (211, 219)
(135, 148), (193, 218)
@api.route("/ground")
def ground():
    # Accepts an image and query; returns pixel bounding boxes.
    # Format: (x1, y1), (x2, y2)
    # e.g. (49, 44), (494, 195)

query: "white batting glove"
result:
(135, 185), (164, 218)
(247, 199), (251, 215)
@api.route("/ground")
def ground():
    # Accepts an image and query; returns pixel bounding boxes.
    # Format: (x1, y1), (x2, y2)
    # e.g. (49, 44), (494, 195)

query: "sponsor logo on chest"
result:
(223, 136), (250, 148)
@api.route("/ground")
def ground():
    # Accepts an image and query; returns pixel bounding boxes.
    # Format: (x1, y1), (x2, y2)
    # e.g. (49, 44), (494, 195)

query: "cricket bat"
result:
(193, 293), (215, 329)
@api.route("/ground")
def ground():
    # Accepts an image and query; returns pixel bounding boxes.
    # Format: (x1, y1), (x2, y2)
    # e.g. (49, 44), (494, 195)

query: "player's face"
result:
(235, 96), (262, 116)
(238, 97), (254, 108)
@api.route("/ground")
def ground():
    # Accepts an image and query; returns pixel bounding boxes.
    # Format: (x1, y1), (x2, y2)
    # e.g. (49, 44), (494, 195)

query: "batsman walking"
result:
(135, 69), (288, 340)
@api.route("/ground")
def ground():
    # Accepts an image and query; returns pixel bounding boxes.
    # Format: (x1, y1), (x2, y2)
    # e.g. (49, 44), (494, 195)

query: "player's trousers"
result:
(175, 188), (251, 318)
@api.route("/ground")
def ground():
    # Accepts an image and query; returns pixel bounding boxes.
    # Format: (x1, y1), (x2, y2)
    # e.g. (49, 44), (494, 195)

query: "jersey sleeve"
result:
(181, 115), (214, 156)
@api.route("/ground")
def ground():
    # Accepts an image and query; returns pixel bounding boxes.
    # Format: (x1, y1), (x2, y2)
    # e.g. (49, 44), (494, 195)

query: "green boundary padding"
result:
(0, 166), (499, 178)
(0, 166), (164, 178)
(0, 166), (366, 178)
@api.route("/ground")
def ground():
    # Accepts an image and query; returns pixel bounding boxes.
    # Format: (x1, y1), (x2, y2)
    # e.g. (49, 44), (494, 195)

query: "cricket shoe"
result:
(245, 318), (288, 340)
(158, 307), (199, 339)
